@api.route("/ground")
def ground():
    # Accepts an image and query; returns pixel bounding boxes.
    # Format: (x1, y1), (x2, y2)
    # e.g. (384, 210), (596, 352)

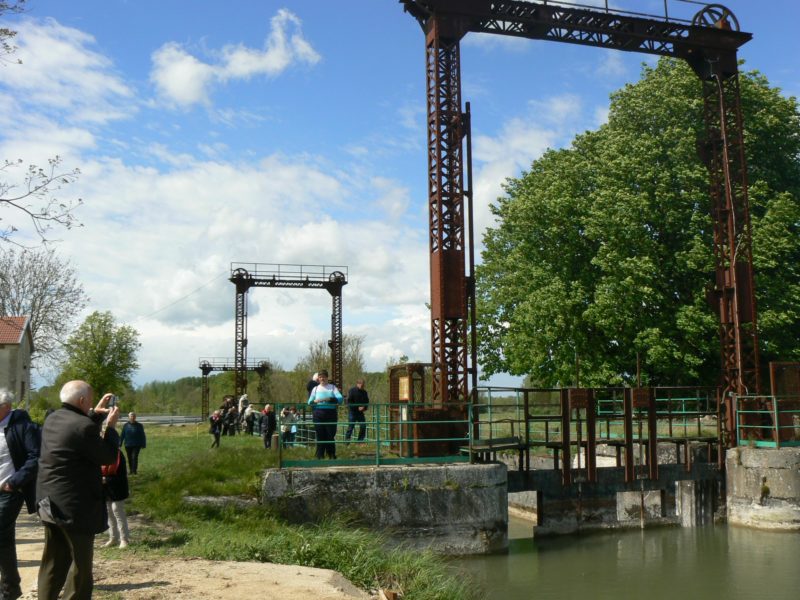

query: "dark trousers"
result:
(210, 432), (220, 448)
(345, 409), (367, 441)
(38, 523), (94, 600)
(313, 409), (338, 459)
(282, 430), (295, 448)
(0, 491), (24, 594)
(125, 446), (142, 474)
(262, 427), (276, 449)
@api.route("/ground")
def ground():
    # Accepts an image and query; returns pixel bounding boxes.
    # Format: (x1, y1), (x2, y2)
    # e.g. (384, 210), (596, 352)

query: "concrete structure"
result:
(0, 316), (33, 406)
(726, 447), (800, 530)
(262, 463), (507, 555)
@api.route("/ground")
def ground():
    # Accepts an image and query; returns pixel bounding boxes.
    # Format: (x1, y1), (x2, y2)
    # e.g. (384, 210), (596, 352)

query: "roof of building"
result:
(0, 316), (31, 345)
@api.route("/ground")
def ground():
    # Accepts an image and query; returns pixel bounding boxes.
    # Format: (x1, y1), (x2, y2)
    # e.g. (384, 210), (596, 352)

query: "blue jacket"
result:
(3, 409), (41, 513)
(120, 421), (146, 448)
(308, 384), (343, 410)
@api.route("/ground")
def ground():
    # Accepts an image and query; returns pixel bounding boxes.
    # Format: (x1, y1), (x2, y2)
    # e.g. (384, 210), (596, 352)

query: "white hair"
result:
(60, 380), (91, 407)
(0, 388), (14, 407)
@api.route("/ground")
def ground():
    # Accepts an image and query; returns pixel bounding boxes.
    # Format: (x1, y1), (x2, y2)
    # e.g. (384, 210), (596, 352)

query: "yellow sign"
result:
(398, 376), (410, 401)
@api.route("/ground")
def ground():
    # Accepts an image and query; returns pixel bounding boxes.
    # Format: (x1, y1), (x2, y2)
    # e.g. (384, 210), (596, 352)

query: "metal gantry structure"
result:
(198, 358), (270, 419)
(401, 1), (760, 431)
(228, 263), (348, 398)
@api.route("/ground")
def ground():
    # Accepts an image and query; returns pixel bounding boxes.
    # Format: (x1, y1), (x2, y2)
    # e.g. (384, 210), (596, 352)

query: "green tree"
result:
(60, 311), (141, 395)
(0, 246), (88, 371)
(476, 58), (800, 387)
(294, 334), (367, 391)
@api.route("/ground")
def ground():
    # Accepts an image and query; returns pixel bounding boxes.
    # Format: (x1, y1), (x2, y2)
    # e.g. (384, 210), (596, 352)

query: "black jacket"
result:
(36, 404), (120, 534)
(346, 386), (370, 411)
(3, 409), (41, 513)
(102, 451), (129, 502)
(260, 411), (277, 435)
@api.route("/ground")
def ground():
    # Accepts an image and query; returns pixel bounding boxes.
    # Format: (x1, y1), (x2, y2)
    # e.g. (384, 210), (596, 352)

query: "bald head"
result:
(60, 380), (93, 414)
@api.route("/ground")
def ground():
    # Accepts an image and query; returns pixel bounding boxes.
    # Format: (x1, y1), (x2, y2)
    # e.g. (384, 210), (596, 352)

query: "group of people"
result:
(0, 380), (147, 600)
(208, 371), (371, 459)
(307, 370), (370, 460)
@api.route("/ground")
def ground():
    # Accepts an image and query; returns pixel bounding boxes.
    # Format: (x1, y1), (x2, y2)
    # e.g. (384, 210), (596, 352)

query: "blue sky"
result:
(1, 1), (798, 388)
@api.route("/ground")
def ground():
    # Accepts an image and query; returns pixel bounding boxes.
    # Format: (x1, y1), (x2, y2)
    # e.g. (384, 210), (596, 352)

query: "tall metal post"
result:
(328, 272), (346, 389)
(696, 57), (760, 436)
(425, 14), (469, 406)
(200, 361), (212, 420)
(232, 272), (251, 399)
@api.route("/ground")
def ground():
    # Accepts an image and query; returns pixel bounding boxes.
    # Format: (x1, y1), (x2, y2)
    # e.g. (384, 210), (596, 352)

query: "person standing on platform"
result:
(120, 412), (146, 475)
(307, 370), (342, 459)
(345, 379), (370, 442)
(36, 380), (120, 600)
(0, 389), (40, 600)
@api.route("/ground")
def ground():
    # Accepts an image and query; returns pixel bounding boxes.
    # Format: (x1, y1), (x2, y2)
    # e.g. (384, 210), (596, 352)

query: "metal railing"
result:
(736, 395), (800, 448)
(276, 402), (472, 468)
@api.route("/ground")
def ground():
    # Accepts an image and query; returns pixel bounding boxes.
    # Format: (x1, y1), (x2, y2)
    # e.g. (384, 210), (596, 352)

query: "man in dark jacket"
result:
(0, 388), (40, 600)
(345, 379), (370, 442)
(36, 380), (120, 600)
(120, 412), (146, 475)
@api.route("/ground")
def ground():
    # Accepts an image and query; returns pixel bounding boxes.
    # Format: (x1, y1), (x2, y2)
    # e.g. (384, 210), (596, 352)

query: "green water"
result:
(454, 518), (800, 599)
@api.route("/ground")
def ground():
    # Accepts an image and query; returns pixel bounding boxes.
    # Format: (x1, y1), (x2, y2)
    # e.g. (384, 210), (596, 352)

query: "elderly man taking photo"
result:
(36, 380), (121, 600)
(0, 389), (40, 600)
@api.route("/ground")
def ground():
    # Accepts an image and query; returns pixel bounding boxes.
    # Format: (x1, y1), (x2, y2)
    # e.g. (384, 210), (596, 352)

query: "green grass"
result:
(113, 425), (477, 600)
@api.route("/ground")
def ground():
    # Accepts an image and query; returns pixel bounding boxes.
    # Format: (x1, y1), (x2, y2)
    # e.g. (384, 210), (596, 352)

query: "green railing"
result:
(472, 386), (718, 448)
(736, 394), (800, 448)
(276, 402), (472, 468)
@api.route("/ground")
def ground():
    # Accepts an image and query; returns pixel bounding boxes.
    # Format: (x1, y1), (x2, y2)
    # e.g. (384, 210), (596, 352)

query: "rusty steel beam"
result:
(229, 264), (348, 395)
(231, 269), (251, 399)
(327, 272), (347, 389)
(402, 1), (751, 59)
(700, 67), (760, 405)
(198, 358), (271, 419)
(403, 2), (759, 440)
(425, 16), (470, 405)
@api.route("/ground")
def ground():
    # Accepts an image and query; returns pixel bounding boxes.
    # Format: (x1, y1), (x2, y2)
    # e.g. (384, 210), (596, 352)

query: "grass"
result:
(110, 425), (478, 600)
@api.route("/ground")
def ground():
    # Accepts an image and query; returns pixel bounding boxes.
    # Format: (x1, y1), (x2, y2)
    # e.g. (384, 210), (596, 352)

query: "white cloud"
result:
(596, 51), (628, 78)
(150, 43), (217, 108)
(0, 19), (134, 124)
(471, 94), (586, 240)
(463, 32), (532, 52)
(150, 8), (320, 108)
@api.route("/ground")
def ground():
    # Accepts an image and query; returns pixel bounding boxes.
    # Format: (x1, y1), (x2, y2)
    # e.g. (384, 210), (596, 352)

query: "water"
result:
(454, 518), (800, 599)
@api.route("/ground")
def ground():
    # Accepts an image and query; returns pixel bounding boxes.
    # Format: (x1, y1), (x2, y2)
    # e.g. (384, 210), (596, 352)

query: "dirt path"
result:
(15, 513), (372, 599)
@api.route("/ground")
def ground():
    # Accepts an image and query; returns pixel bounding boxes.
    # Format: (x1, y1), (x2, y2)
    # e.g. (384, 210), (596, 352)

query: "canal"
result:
(454, 517), (800, 599)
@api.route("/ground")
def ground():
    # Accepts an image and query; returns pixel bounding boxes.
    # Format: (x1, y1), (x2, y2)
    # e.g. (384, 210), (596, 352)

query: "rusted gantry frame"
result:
(198, 357), (271, 419)
(402, 2), (760, 436)
(229, 263), (348, 399)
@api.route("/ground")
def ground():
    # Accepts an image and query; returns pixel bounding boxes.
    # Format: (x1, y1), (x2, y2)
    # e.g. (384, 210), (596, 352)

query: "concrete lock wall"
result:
(261, 463), (508, 555)
(726, 447), (800, 530)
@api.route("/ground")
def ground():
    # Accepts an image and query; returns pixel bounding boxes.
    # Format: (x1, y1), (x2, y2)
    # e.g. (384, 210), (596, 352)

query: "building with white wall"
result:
(0, 316), (33, 406)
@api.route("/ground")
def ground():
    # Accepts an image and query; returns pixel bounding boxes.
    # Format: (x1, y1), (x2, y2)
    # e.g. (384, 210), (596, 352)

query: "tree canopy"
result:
(0, 246), (88, 371)
(60, 310), (141, 395)
(476, 59), (800, 388)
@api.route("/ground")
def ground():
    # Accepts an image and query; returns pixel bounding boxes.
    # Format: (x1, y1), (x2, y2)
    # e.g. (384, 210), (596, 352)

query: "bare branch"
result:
(1, 156), (84, 245)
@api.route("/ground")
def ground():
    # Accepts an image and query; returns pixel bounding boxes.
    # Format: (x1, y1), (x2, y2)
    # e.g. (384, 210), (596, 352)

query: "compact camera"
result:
(108, 395), (118, 408)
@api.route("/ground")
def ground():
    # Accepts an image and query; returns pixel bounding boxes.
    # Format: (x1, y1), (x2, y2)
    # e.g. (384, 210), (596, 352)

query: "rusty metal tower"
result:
(198, 358), (270, 419)
(229, 263), (348, 398)
(401, 1), (760, 414)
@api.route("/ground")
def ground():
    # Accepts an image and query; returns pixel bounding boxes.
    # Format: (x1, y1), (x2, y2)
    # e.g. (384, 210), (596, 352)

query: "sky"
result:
(1, 0), (798, 389)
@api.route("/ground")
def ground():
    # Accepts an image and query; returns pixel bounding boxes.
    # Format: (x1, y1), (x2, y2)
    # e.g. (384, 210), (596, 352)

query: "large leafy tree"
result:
(60, 311), (141, 395)
(0, 246), (88, 370)
(477, 59), (800, 387)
